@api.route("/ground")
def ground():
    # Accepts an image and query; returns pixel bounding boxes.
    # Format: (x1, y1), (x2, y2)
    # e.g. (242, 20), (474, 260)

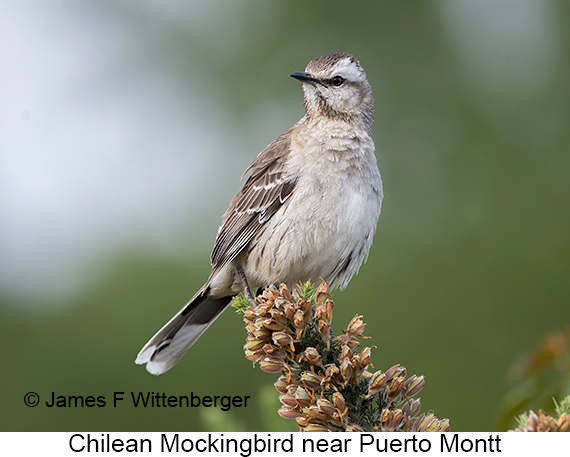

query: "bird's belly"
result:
(245, 178), (380, 290)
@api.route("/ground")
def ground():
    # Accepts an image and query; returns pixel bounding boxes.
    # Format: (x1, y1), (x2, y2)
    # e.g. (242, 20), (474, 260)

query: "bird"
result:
(135, 52), (383, 375)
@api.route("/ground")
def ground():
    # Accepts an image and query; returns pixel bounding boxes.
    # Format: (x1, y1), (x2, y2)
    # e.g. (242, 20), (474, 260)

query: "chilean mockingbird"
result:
(136, 52), (383, 375)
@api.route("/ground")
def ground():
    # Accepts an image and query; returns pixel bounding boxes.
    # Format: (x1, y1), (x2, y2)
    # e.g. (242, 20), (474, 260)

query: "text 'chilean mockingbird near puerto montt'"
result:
(136, 53), (383, 375)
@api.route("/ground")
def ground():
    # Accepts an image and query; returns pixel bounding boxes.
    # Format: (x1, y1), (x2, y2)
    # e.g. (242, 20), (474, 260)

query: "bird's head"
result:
(290, 53), (374, 128)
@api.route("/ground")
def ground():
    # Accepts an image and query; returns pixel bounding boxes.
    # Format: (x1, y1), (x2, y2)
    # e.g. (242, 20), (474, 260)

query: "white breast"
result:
(244, 125), (383, 290)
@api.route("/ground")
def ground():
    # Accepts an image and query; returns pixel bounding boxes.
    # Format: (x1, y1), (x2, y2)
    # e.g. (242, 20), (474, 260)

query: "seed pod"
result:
(244, 338), (265, 352)
(259, 357), (286, 373)
(404, 375), (425, 398)
(272, 331), (295, 351)
(332, 392), (347, 415)
(316, 398), (335, 416)
(294, 386), (313, 407)
(278, 406), (303, 419)
(300, 347), (322, 366)
(274, 375), (288, 394)
(300, 370), (321, 389)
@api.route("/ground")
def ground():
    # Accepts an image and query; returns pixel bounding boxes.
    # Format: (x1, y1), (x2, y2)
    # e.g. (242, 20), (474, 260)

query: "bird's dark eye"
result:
(331, 76), (344, 86)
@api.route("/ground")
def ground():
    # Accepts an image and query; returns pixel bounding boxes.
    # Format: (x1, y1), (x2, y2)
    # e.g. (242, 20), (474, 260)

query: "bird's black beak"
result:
(290, 71), (320, 85)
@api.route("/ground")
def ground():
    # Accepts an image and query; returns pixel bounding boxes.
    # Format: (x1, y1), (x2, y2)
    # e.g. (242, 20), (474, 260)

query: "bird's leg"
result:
(236, 266), (255, 303)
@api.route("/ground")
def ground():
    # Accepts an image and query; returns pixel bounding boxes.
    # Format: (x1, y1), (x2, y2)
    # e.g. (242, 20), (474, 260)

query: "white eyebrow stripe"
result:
(329, 58), (366, 82)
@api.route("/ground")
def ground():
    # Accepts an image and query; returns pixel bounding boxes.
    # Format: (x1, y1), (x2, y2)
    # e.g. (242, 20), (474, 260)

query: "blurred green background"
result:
(1, 0), (569, 432)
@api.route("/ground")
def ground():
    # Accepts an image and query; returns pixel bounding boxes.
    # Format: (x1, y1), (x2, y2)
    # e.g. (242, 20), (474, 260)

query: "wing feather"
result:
(209, 128), (297, 277)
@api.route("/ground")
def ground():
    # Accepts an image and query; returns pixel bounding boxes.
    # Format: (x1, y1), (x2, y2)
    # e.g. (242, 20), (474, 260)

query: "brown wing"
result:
(209, 128), (297, 277)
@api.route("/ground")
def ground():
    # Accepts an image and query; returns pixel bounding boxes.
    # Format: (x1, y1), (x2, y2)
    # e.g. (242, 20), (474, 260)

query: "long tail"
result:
(135, 288), (232, 375)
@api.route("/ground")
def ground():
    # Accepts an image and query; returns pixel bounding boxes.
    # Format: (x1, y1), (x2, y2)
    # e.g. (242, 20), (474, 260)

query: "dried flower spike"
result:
(237, 281), (450, 432)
